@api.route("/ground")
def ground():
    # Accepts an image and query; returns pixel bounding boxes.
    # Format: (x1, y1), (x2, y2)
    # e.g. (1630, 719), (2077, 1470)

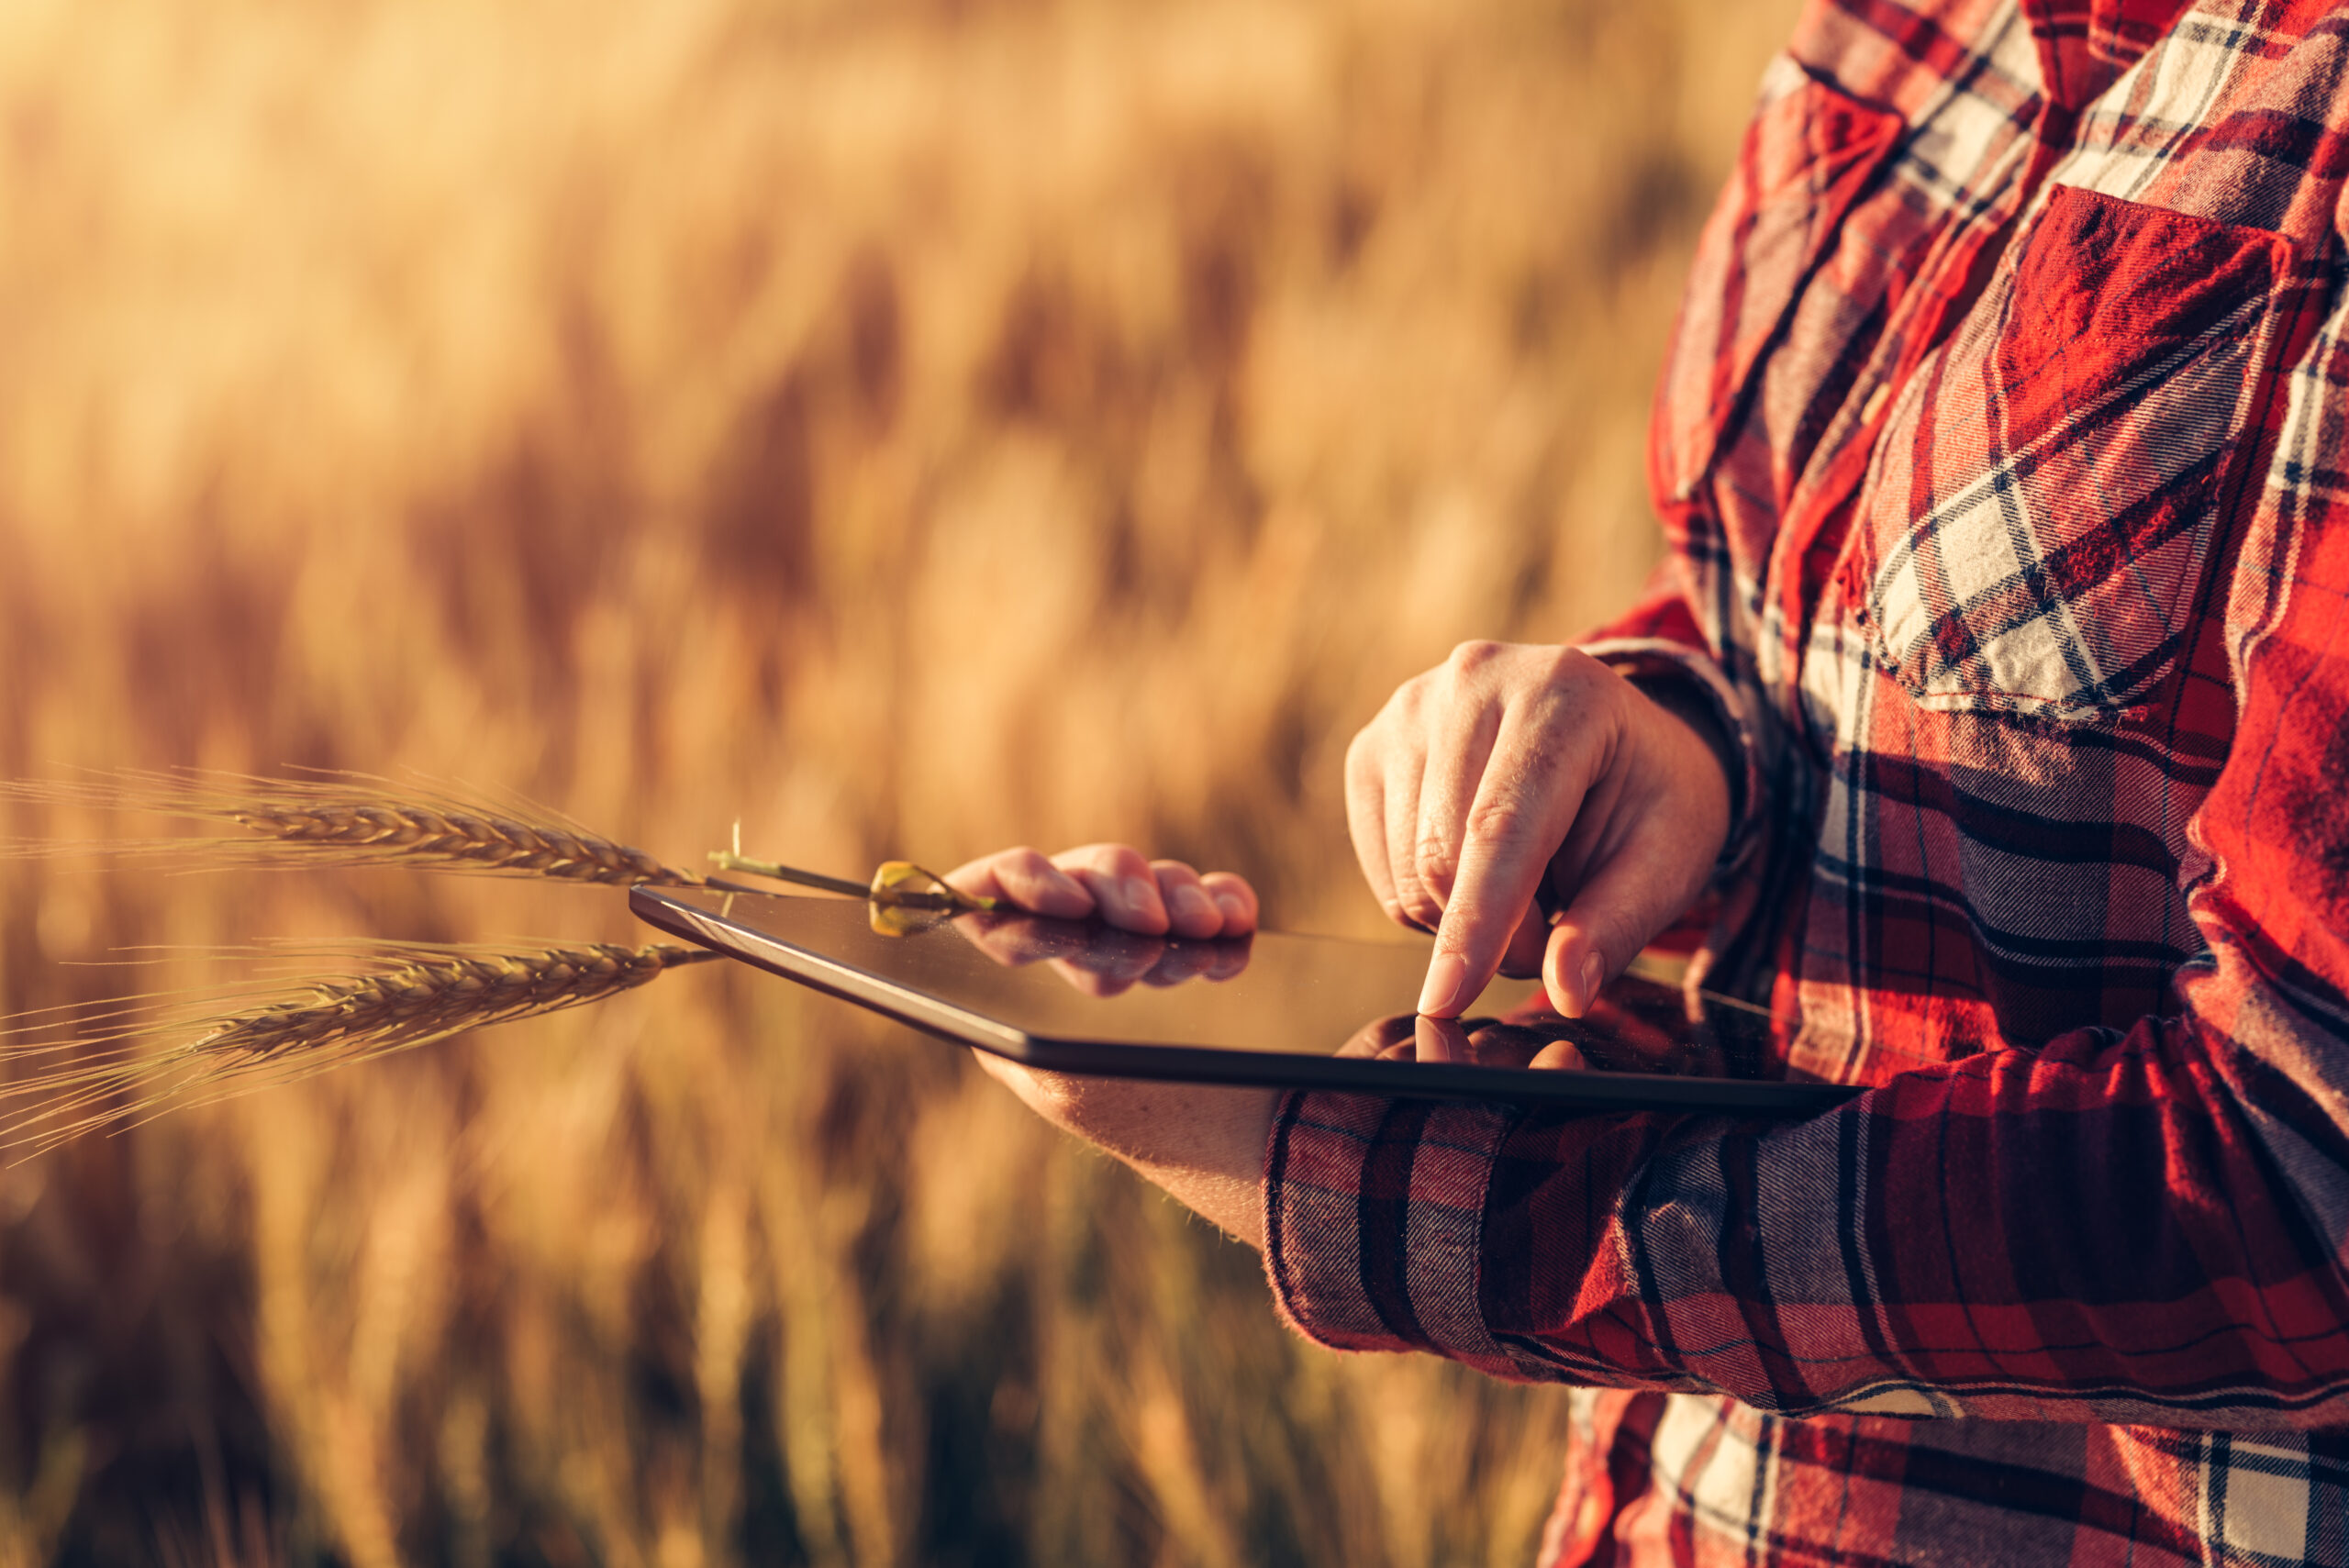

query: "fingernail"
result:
(1121, 876), (1159, 921)
(1214, 892), (1247, 924)
(1419, 951), (1468, 1018)
(1172, 885), (1214, 927)
(1577, 951), (1606, 1013)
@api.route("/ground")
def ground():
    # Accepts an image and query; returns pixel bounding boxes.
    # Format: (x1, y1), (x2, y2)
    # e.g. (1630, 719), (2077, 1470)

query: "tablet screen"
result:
(633, 887), (1853, 1113)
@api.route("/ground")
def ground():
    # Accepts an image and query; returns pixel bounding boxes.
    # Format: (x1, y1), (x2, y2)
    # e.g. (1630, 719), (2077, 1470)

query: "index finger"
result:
(1417, 721), (1593, 1018)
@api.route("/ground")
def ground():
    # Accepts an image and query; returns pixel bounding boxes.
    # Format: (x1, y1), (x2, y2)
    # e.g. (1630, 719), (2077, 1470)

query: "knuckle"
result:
(1200, 869), (1250, 901)
(1375, 682), (1424, 730)
(1447, 639), (1504, 674)
(1530, 649), (1619, 723)
(1542, 644), (1602, 684)
(1097, 844), (1150, 878)
(1053, 843), (1121, 881)
(1411, 832), (1460, 894)
(1463, 794), (1533, 851)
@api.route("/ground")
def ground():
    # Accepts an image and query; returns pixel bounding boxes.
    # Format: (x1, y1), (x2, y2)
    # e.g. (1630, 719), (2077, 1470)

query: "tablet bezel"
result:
(630, 885), (1860, 1116)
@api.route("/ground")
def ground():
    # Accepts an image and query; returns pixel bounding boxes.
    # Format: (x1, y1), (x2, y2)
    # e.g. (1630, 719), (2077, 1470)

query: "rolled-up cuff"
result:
(1261, 1088), (1528, 1379)
(1580, 638), (1763, 881)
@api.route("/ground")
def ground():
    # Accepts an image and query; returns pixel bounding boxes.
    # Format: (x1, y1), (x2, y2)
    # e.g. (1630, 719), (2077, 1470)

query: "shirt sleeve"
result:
(1260, 288), (2349, 1429)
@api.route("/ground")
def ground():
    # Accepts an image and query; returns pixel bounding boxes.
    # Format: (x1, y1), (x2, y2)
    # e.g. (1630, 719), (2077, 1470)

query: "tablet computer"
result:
(630, 886), (1859, 1115)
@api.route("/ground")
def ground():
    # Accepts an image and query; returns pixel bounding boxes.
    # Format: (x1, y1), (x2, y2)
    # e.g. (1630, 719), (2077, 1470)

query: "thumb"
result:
(1540, 824), (1712, 1017)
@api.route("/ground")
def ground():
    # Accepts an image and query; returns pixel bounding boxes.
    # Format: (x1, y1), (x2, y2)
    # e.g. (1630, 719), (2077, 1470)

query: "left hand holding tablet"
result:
(944, 843), (1275, 1248)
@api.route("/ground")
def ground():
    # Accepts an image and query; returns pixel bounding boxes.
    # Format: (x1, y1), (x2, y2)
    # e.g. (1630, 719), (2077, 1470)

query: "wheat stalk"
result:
(0, 940), (719, 1153)
(191, 941), (718, 1064)
(0, 769), (707, 886)
(0, 773), (951, 1151)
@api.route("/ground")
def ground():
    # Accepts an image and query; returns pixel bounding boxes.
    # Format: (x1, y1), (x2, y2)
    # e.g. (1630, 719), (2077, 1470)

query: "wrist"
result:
(1627, 673), (1735, 795)
(1621, 671), (1741, 857)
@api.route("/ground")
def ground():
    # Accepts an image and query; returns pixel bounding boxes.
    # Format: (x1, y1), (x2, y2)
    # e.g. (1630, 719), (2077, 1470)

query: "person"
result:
(947, 0), (2349, 1558)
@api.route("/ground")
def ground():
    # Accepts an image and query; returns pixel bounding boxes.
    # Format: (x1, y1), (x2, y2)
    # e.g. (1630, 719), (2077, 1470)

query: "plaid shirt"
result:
(1261, 0), (2349, 1561)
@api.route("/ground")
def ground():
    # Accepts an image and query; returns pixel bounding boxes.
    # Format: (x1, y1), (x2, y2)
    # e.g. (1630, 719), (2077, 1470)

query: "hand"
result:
(942, 843), (1258, 939)
(1346, 641), (1731, 1019)
(943, 843), (1270, 1247)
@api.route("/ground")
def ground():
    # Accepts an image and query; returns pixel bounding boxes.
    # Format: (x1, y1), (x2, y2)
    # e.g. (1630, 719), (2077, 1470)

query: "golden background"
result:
(0, 0), (1795, 1561)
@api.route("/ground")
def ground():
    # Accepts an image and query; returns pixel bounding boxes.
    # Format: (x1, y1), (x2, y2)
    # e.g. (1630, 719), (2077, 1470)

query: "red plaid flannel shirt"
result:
(1261, 0), (2349, 1561)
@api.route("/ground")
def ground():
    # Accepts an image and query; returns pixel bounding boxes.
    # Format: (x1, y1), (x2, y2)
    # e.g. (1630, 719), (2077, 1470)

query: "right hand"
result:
(1345, 640), (1731, 1019)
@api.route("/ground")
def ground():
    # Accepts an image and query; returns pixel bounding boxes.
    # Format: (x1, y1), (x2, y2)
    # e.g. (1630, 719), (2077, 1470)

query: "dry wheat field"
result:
(0, 0), (1795, 1562)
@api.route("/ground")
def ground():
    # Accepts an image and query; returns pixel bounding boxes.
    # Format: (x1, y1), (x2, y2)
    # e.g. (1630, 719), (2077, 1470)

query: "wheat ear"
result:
(191, 941), (718, 1064)
(0, 940), (719, 1154)
(0, 769), (707, 886)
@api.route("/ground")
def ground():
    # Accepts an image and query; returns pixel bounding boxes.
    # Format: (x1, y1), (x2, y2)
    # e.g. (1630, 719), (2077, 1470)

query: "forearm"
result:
(972, 1052), (1275, 1248)
(1268, 986), (2349, 1424)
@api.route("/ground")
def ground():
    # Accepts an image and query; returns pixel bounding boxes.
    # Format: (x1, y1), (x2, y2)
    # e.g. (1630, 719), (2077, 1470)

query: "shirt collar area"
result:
(2022, 0), (2192, 111)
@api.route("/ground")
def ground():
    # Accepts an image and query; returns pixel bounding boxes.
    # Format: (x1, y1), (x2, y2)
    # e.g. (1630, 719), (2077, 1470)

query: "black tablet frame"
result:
(631, 885), (1860, 1116)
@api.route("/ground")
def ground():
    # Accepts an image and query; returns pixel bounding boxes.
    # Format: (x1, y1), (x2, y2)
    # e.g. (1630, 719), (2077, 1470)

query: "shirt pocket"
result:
(1651, 56), (1905, 502)
(1859, 185), (2299, 723)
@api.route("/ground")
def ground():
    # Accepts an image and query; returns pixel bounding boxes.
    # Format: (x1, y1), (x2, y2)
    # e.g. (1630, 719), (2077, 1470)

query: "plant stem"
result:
(705, 851), (870, 897)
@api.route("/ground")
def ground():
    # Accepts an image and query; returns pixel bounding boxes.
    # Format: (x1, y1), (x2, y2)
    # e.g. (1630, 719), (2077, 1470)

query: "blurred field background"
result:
(0, 0), (1797, 1562)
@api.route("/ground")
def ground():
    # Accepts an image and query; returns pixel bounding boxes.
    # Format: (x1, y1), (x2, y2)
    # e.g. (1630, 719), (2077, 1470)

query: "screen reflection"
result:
(943, 907), (1776, 1080)
(951, 909), (1253, 996)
